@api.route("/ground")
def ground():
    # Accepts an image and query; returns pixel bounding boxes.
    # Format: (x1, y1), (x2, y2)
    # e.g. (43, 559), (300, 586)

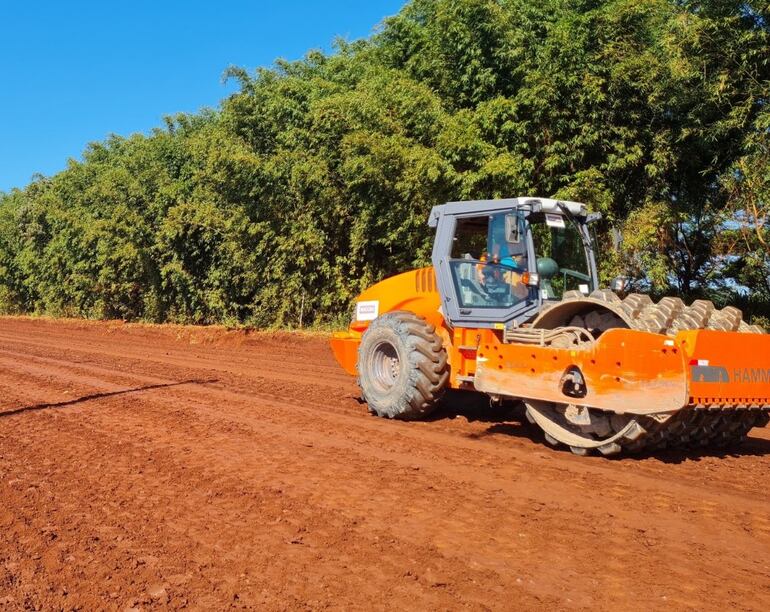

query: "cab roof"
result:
(428, 197), (587, 228)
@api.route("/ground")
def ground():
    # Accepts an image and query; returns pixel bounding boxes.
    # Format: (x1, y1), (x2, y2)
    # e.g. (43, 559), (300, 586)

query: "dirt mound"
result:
(0, 316), (768, 610)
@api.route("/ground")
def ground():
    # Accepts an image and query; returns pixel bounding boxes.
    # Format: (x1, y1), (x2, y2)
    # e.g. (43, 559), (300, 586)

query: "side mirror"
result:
(505, 214), (522, 244)
(611, 276), (631, 295)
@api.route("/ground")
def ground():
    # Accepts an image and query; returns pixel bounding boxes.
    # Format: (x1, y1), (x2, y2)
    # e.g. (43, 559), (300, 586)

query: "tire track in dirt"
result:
(0, 374), (541, 609)
(1, 341), (769, 541)
(1, 317), (769, 610)
(0, 342), (767, 507)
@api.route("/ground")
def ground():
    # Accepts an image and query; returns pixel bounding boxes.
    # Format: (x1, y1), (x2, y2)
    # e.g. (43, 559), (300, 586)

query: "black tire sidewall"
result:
(358, 323), (412, 417)
(357, 312), (446, 419)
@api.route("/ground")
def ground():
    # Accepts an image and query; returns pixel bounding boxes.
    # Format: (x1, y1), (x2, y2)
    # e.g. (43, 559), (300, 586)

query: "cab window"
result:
(449, 213), (530, 309)
(528, 213), (592, 299)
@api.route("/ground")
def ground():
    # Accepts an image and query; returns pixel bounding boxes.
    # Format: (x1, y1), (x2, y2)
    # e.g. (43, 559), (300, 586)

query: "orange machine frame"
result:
(331, 268), (770, 415)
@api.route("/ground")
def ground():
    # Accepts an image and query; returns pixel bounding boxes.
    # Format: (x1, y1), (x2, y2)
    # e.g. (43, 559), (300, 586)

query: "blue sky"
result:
(0, 0), (406, 192)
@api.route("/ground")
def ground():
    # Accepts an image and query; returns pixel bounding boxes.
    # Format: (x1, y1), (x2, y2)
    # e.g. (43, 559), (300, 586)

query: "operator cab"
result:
(429, 197), (599, 328)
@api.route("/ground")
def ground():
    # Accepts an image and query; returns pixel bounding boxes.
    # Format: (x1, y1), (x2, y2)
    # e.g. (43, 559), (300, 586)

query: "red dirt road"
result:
(0, 317), (768, 611)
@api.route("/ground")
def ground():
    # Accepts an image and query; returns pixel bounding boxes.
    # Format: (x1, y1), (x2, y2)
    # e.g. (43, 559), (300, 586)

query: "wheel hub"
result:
(371, 341), (401, 390)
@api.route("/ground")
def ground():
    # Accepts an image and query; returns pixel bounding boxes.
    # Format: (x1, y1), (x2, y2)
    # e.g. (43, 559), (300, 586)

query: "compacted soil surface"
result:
(0, 316), (768, 611)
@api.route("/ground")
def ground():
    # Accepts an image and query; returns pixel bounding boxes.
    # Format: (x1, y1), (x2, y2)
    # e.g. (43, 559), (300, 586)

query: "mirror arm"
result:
(586, 212), (602, 224)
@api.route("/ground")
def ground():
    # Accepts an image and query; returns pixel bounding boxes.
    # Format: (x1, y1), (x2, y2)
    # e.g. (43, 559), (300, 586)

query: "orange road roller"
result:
(331, 197), (770, 455)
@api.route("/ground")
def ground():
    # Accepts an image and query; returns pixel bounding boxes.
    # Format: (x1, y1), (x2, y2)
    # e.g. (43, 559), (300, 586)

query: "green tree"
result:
(0, 0), (767, 326)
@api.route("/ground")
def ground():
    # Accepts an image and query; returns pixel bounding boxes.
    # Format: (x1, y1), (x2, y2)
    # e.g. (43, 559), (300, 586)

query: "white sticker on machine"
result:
(545, 213), (566, 228)
(356, 300), (379, 321)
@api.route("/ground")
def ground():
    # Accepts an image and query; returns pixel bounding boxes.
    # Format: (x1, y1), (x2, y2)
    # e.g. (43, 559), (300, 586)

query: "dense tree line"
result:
(0, 0), (768, 327)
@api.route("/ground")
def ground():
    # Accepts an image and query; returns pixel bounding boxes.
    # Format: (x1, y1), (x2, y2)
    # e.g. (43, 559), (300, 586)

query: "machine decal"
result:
(733, 368), (770, 383)
(355, 300), (379, 321)
(690, 358), (770, 383)
(690, 364), (729, 383)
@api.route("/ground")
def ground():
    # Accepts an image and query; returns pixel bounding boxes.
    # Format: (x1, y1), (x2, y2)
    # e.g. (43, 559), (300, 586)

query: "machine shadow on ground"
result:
(428, 389), (770, 463)
(0, 379), (218, 418)
(428, 389), (541, 443)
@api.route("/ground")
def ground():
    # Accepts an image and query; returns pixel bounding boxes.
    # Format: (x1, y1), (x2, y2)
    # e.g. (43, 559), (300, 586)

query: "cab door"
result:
(431, 208), (539, 328)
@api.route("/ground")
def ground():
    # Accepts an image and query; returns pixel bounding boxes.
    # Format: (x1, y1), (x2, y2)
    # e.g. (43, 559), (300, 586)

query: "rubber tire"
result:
(357, 311), (449, 420)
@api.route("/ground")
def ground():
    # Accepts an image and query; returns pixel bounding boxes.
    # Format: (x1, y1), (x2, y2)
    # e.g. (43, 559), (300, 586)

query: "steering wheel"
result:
(560, 268), (591, 282)
(459, 276), (497, 304)
(559, 268), (591, 289)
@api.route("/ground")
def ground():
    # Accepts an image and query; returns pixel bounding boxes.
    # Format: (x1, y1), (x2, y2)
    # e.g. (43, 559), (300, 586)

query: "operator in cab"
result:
(477, 213), (529, 301)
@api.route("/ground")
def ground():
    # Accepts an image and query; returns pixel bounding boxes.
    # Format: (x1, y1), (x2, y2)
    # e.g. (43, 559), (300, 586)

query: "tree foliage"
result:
(0, 0), (768, 326)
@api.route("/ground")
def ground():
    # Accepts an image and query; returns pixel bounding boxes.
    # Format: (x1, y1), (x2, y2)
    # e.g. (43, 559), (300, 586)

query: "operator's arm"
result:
(506, 270), (529, 300)
(476, 253), (490, 285)
(512, 278), (529, 299)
